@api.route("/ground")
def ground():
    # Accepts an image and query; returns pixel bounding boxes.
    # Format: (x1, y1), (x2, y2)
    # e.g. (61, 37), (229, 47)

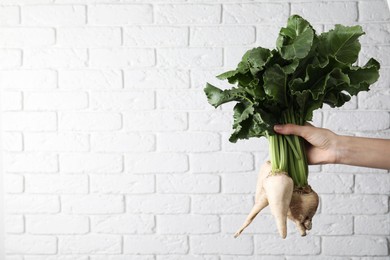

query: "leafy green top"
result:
(204, 15), (380, 143)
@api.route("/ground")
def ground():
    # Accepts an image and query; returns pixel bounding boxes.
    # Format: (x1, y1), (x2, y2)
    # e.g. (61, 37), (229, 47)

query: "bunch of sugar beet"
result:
(204, 15), (380, 238)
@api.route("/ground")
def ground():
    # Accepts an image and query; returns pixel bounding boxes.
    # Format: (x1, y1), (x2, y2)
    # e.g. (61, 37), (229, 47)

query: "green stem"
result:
(268, 107), (309, 187)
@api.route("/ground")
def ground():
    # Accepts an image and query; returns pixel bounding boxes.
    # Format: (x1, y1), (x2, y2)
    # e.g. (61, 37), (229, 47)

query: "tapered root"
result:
(234, 196), (268, 238)
(263, 172), (294, 239)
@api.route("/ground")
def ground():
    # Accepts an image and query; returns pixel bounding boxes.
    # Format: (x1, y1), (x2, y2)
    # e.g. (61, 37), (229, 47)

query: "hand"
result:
(274, 124), (339, 165)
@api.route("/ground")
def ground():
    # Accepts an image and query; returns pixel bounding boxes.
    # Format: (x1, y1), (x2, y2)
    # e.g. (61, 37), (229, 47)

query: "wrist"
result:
(333, 135), (350, 165)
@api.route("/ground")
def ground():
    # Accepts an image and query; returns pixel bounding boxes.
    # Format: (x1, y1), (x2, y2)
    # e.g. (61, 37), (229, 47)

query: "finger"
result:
(234, 196), (268, 238)
(273, 124), (313, 140)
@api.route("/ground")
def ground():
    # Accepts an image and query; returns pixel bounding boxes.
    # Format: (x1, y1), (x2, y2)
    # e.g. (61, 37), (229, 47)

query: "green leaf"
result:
(345, 58), (380, 95)
(204, 83), (251, 108)
(276, 15), (315, 60)
(216, 70), (239, 80)
(263, 64), (288, 107)
(318, 24), (364, 64)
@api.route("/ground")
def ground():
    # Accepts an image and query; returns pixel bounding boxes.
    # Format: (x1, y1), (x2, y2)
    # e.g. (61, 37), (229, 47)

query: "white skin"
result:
(274, 124), (390, 170)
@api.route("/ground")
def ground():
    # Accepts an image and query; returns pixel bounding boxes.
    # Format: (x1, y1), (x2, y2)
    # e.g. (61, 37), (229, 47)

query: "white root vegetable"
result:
(234, 161), (294, 239)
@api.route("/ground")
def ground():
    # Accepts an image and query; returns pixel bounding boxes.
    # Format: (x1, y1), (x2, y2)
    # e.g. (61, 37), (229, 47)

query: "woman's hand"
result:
(273, 124), (340, 165)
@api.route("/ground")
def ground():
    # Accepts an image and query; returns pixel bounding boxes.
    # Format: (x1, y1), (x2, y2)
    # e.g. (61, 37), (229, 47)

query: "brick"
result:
(323, 236), (388, 256)
(123, 111), (187, 131)
(23, 5), (85, 25)
(355, 173), (390, 194)
(190, 26), (255, 46)
(125, 69), (189, 89)
(286, 257), (347, 260)
(157, 132), (220, 152)
(62, 195), (124, 214)
(59, 112), (122, 131)
(255, 235), (320, 255)
(59, 235), (121, 254)
(89, 91), (154, 111)
(291, 2), (357, 23)
(24, 48), (87, 68)
(157, 48), (222, 68)
(25, 257), (88, 260)
(360, 45), (390, 67)
(26, 215), (89, 234)
(1, 91), (22, 111)
(126, 195), (190, 214)
(158, 256), (218, 260)
(321, 194), (388, 214)
(155, 4), (221, 24)
(223, 3), (288, 24)
(323, 111), (389, 131)
(92, 133), (154, 152)
(190, 69), (225, 89)
(59, 69), (122, 89)
(221, 173), (257, 194)
(5, 194), (59, 214)
(192, 195), (253, 214)
(90, 174), (154, 194)
(60, 153), (123, 173)
(190, 235), (252, 255)
(223, 257), (283, 260)
(360, 1), (390, 22)
(310, 215), (353, 236)
(91, 214), (154, 234)
(5, 215), (24, 234)
(358, 88), (390, 110)
(0, 6), (19, 25)
(90, 256), (153, 260)
(222, 133), (268, 152)
(4, 174), (24, 193)
(57, 27), (121, 47)
(360, 23), (390, 45)
(0, 70), (57, 89)
(0, 28), (54, 47)
(3, 112), (56, 131)
(34, 133), (89, 152)
(157, 89), (211, 110)
(25, 174), (88, 194)
(25, 91), (88, 110)
(156, 174), (219, 193)
(157, 215), (219, 234)
(89, 48), (155, 68)
(124, 26), (188, 47)
(221, 214), (277, 234)
(0, 49), (21, 68)
(125, 153), (188, 173)
(4, 153), (58, 173)
(257, 24), (285, 49)
(224, 46), (255, 68)
(88, 4), (153, 25)
(322, 164), (387, 173)
(308, 173), (353, 193)
(354, 215), (390, 235)
(124, 235), (188, 254)
(5, 235), (57, 254)
(191, 153), (253, 173)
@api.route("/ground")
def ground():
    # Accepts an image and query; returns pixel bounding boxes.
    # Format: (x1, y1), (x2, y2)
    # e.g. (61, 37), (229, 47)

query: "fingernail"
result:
(274, 125), (283, 131)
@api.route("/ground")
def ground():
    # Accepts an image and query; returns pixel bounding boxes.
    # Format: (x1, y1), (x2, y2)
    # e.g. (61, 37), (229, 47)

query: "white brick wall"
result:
(1, 0), (389, 259)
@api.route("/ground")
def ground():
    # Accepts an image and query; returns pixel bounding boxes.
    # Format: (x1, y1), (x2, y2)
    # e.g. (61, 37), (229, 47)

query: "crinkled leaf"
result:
(204, 83), (251, 108)
(344, 58), (380, 95)
(276, 15), (315, 60)
(318, 24), (364, 64)
(216, 70), (239, 80)
(263, 64), (288, 107)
